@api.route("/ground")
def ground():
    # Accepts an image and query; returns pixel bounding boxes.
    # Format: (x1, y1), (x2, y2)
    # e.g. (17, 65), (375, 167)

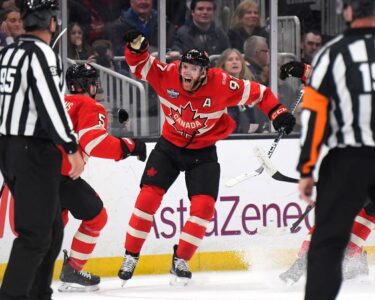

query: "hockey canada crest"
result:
(169, 102), (208, 138)
(167, 89), (179, 99)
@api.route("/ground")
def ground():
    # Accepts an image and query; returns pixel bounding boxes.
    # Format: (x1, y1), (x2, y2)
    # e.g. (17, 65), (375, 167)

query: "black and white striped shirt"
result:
(0, 35), (77, 153)
(298, 27), (375, 176)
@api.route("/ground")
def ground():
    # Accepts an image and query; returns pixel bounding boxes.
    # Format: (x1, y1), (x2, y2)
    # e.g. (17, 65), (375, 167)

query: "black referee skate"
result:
(170, 244), (192, 286)
(118, 251), (139, 286)
(279, 254), (306, 285)
(343, 251), (369, 280)
(58, 250), (100, 292)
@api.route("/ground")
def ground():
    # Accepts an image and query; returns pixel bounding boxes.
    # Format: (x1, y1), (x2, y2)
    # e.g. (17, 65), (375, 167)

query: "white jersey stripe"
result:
(140, 55), (155, 80)
(359, 94), (375, 146)
(238, 80), (251, 105)
(83, 132), (109, 155)
(349, 40), (368, 62)
(311, 50), (330, 90)
(333, 54), (356, 145)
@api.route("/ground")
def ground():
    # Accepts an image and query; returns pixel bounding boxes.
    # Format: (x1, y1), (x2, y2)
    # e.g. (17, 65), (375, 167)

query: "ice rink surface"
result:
(53, 267), (375, 300)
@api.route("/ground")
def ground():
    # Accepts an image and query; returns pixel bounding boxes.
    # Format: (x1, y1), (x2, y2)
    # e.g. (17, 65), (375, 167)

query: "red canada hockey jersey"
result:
(60, 94), (125, 176)
(126, 48), (281, 149)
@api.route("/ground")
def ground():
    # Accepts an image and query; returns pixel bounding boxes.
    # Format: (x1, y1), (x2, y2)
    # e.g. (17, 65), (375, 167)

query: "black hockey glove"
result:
(123, 29), (148, 53)
(280, 61), (305, 80)
(118, 108), (129, 124)
(120, 138), (147, 162)
(269, 104), (296, 135)
(132, 138), (147, 162)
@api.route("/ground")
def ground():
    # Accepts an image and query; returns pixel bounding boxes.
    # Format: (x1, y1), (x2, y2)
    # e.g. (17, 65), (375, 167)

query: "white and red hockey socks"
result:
(65, 207), (108, 270)
(297, 207), (375, 258)
(176, 195), (215, 260)
(125, 185), (164, 254)
(346, 208), (375, 258)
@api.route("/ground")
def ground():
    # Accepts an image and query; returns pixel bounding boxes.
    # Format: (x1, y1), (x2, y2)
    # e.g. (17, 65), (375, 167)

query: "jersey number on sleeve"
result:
(98, 113), (106, 126)
(229, 80), (240, 91)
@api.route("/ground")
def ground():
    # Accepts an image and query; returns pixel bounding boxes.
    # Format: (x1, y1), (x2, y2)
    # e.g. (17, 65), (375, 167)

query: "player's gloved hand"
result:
(279, 61), (311, 83)
(269, 104), (296, 135)
(123, 29), (148, 53)
(118, 108), (129, 124)
(120, 138), (147, 161)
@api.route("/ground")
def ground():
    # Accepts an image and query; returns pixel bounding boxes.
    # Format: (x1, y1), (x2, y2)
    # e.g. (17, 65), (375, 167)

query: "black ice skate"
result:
(170, 244), (192, 286)
(343, 251), (369, 280)
(118, 251), (139, 286)
(279, 254), (306, 285)
(58, 249), (100, 292)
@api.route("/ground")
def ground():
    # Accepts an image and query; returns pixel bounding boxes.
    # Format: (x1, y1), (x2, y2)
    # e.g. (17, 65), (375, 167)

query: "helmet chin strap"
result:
(191, 69), (207, 91)
(88, 85), (97, 98)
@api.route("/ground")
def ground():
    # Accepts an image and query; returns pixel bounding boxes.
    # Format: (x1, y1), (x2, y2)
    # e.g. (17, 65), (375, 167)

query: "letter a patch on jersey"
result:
(203, 98), (211, 108)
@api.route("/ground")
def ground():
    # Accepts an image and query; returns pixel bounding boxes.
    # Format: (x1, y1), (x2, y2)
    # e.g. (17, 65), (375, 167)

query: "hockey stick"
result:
(258, 205), (314, 236)
(225, 87), (304, 188)
(254, 146), (317, 185)
(52, 27), (67, 50)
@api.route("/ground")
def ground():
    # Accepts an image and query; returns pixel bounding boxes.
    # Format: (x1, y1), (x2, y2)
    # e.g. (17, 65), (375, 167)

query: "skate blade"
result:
(278, 276), (298, 287)
(345, 274), (371, 284)
(58, 282), (99, 293)
(121, 279), (129, 287)
(169, 274), (190, 286)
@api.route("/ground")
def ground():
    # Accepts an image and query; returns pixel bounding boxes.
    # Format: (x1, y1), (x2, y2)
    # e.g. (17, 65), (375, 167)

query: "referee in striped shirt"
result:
(0, 1), (84, 299)
(297, 0), (375, 299)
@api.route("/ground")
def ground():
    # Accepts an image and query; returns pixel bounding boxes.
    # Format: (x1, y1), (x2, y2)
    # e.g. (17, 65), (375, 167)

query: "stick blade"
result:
(254, 146), (277, 176)
(225, 171), (260, 187)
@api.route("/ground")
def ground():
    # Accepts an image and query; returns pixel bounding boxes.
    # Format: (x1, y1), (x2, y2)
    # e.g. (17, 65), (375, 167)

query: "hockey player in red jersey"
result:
(117, 28), (296, 285)
(58, 63), (147, 292)
(279, 201), (375, 284)
(278, 60), (375, 284)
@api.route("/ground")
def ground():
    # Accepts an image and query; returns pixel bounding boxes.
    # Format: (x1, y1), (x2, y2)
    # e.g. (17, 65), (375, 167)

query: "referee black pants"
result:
(305, 147), (375, 300)
(0, 136), (64, 300)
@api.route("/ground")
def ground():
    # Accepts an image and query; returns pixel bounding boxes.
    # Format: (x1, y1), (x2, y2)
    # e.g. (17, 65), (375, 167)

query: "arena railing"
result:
(67, 58), (148, 137)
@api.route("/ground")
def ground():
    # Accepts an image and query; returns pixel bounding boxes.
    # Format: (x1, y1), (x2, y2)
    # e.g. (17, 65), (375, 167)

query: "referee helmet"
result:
(339, 0), (375, 18)
(17, 0), (59, 31)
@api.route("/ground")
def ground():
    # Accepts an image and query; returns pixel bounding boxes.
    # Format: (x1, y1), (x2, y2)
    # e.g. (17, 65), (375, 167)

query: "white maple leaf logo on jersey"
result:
(169, 102), (208, 138)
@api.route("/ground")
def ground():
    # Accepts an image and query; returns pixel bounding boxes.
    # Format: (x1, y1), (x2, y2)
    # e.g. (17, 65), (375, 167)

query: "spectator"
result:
(0, 0), (15, 11)
(227, 0), (268, 52)
(243, 35), (270, 131)
(68, 0), (124, 43)
(300, 30), (322, 64)
(216, 48), (260, 134)
(67, 22), (94, 61)
(0, 5), (23, 47)
(104, 0), (175, 56)
(244, 35), (270, 84)
(170, 0), (230, 56)
(92, 39), (115, 70)
(167, 0), (187, 30)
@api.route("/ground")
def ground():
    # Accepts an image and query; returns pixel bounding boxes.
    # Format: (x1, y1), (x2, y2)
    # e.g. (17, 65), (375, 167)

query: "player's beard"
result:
(180, 71), (206, 92)
(181, 77), (199, 92)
